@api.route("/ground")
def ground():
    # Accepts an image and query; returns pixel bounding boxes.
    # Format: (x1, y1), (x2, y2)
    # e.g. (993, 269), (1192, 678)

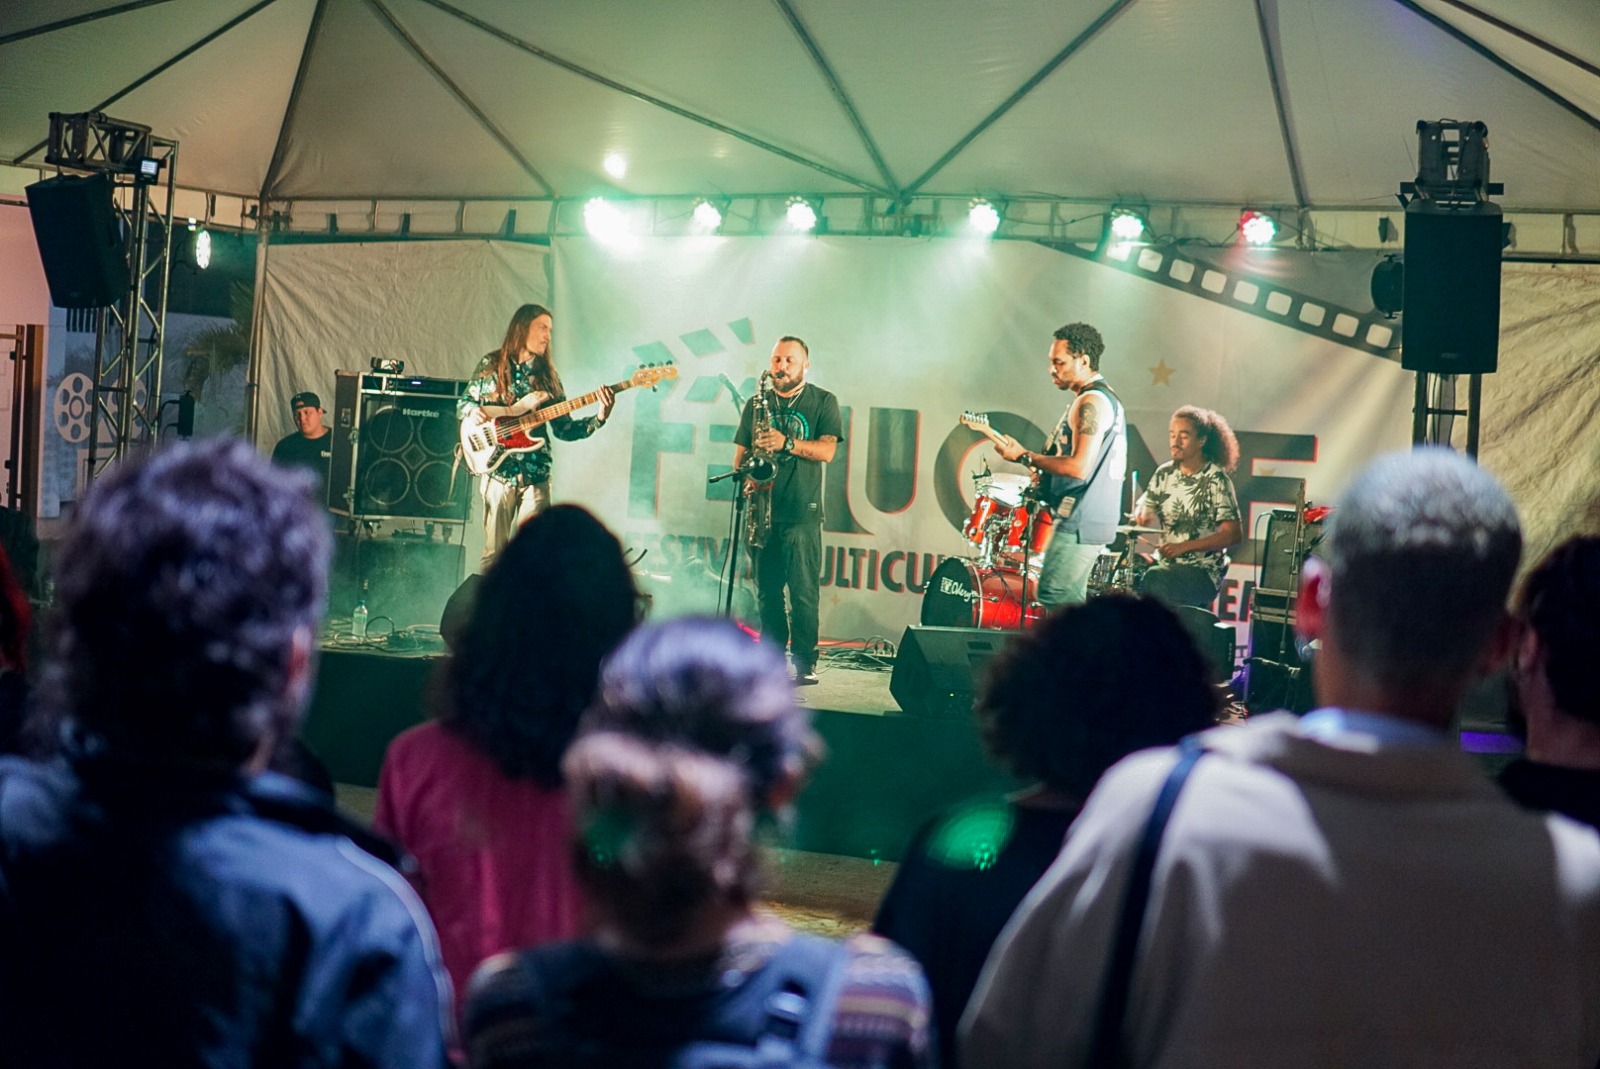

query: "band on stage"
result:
(447, 308), (1269, 666)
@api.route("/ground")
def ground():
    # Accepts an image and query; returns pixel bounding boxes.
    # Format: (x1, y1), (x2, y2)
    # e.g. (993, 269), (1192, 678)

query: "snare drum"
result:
(920, 558), (1044, 631)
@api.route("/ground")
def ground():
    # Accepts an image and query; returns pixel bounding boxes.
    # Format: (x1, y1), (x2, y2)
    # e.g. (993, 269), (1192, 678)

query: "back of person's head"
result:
(979, 594), (1218, 798)
(40, 439), (329, 767)
(1320, 447), (1521, 689)
(444, 505), (638, 787)
(1517, 535), (1600, 727)
(564, 617), (820, 949)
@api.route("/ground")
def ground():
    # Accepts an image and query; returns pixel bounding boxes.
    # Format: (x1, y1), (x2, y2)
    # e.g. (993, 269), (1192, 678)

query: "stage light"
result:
(603, 152), (627, 179)
(693, 198), (723, 230)
(1370, 255), (1403, 315)
(968, 199), (1001, 235)
(583, 197), (625, 241)
(193, 227), (211, 269)
(1110, 209), (1145, 241)
(1241, 210), (1277, 245)
(786, 197), (817, 231)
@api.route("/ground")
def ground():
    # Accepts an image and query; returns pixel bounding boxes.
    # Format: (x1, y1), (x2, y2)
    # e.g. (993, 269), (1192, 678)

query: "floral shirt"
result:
(459, 351), (600, 486)
(1138, 460), (1241, 584)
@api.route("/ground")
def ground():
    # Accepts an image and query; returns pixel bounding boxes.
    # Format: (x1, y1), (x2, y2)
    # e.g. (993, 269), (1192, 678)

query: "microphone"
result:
(718, 373), (747, 409)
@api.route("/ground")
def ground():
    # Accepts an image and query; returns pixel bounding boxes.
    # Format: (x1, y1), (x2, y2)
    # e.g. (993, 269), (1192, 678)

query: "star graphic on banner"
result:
(1259, 466), (1276, 477)
(1149, 359), (1176, 386)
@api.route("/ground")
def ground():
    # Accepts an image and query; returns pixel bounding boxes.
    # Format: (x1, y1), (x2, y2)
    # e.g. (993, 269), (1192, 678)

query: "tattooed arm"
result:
(997, 391), (1111, 481)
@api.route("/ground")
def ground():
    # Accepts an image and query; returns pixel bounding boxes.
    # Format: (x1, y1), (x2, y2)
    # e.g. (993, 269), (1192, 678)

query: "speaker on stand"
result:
(24, 173), (130, 309)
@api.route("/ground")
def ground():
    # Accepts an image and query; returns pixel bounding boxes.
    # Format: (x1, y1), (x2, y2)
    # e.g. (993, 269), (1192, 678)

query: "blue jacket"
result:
(0, 756), (451, 1068)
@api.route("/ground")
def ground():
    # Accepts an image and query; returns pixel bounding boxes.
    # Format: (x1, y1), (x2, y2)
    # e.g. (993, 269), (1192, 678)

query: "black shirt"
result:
(733, 382), (844, 524)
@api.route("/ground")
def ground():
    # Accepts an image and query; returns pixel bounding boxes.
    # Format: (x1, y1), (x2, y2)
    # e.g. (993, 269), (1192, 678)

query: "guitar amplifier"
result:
(329, 371), (470, 522)
(1261, 509), (1325, 591)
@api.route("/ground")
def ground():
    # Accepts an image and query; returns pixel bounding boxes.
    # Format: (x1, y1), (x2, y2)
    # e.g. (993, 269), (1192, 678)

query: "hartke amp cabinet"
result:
(329, 372), (470, 522)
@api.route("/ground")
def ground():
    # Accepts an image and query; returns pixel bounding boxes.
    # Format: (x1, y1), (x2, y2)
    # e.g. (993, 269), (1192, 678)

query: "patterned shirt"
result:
(464, 925), (935, 1069)
(1138, 460), (1242, 584)
(459, 351), (600, 486)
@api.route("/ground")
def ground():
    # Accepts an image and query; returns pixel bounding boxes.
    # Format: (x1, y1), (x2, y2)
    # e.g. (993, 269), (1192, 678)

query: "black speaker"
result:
(330, 535), (465, 632)
(328, 371), (470, 522)
(355, 394), (466, 520)
(1400, 202), (1502, 374)
(1260, 510), (1325, 592)
(890, 625), (1013, 718)
(25, 173), (130, 309)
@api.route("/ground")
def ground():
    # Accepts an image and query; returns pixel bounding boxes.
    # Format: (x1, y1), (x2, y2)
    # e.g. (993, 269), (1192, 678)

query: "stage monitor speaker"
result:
(1400, 202), (1502, 375)
(1260, 509), (1325, 593)
(25, 173), (129, 309)
(330, 535), (465, 633)
(890, 625), (1013, 719)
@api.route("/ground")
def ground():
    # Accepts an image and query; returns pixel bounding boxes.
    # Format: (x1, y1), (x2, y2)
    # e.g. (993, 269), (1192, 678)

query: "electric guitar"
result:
(962, 411), (1058, 504)
(959, 411), (1010, 449)
(460, 363), (677, 476)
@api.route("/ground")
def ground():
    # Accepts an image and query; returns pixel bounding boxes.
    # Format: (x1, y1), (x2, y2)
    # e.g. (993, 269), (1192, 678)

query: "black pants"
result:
(754, 522), (822, 670)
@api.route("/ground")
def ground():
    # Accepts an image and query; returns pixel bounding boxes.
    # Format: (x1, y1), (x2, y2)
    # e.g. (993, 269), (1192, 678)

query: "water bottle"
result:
(352, 597), (369, 641)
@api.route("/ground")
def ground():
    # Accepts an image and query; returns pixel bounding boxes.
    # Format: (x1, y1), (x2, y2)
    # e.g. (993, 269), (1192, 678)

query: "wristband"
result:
(782, 436), (796, 454)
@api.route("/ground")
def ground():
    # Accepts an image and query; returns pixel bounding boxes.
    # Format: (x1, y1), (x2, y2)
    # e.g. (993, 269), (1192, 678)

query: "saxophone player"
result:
(731, 335), (844, 685)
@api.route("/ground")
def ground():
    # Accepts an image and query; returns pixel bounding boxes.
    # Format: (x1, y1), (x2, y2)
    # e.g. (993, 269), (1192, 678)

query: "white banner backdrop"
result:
(550, 236), (1416, 644)
(256, 239), (550, 446)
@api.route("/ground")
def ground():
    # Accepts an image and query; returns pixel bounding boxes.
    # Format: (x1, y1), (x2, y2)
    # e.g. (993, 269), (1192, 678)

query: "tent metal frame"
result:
(44, 112), (178, 485)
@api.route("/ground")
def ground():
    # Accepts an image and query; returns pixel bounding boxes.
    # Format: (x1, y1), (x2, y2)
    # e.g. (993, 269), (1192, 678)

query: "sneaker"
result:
(793, 665), (819, 686)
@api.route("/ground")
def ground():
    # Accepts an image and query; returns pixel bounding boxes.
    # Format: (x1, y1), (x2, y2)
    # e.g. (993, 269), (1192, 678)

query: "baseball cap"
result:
(290, 391), (322, 411)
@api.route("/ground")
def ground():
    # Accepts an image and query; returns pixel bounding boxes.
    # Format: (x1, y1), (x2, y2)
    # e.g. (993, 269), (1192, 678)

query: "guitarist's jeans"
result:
(1036, 534), (1105, 609)
(479, 476), (550, 572)
(754, 521), (823, 672)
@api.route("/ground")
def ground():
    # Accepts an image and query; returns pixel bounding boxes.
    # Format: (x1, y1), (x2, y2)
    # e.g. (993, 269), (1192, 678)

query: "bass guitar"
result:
(461, 363), (676, 476)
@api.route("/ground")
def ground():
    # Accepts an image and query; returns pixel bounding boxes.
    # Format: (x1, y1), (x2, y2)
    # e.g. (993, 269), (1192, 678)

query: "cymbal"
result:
(1115, 524), (1162, 534)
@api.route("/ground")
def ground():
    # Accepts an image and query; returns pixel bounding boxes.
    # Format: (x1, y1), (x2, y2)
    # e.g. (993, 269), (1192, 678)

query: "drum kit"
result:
(920, 465), (1162, 632)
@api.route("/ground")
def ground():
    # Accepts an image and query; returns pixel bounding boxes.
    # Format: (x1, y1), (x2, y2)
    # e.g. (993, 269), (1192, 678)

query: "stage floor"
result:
(301, 643), (1019, 863)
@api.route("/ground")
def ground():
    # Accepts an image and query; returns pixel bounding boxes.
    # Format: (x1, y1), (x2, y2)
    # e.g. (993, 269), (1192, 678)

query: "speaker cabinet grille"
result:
(328, 372), (469, 521)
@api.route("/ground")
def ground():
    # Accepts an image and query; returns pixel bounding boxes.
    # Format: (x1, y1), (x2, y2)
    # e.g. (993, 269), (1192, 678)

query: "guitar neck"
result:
(519, 379), (635, 428)
(962, 420), (1007, 447)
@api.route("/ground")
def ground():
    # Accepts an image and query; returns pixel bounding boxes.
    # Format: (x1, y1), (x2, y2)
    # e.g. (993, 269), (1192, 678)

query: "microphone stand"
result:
(709, 454), (774, 618)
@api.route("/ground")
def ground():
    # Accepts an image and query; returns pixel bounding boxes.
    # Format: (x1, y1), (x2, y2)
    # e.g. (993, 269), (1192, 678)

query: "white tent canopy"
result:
(3, 0), (1599, 247)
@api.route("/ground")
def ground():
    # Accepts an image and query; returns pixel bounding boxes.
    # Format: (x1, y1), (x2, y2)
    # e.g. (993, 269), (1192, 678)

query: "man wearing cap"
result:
(271, 391), (333, 498)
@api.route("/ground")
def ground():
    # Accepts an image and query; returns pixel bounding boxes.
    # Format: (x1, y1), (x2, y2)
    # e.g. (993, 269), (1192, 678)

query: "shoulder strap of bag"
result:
(1087, 734), (1204, 1069)
(762, 934), (852, 1064)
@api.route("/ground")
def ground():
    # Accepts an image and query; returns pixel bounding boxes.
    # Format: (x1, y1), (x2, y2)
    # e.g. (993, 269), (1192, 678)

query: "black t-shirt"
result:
(271, 432), (332, 504)
(873, 800), (1077, 1069)
(272, 431), (331, 474)
(733, 383), (843, 525)
(1499, 758), (1600, 831)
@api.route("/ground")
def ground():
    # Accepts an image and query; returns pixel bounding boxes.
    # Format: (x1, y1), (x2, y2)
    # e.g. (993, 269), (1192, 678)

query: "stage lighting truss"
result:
(1052, 237), (1397, 360)
(786, 196), (819, 231)
(1241, 210), (1277, 245)
(967, 199), (1001, 235)
(44, 111), (178, 485)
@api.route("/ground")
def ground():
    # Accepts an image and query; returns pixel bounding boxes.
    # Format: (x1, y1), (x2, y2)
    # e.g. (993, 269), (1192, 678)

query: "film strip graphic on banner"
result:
(1044, 240), (1399, 360)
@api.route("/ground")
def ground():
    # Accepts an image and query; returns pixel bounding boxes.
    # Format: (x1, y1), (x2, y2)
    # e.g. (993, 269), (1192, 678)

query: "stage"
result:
(299, 638), (1020, 863)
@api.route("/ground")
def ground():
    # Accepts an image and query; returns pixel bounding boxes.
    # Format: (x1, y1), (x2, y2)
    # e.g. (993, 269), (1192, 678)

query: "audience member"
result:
(0, 439), (449, 1067)
(874, 594), (1218, 1068)
(1499, 534), (1600, 828)
(964, 448), (1600, 1068)
(0, 543), (31, 754)
(463, 617), (935, 1069)
(375, 505), (640, 1015)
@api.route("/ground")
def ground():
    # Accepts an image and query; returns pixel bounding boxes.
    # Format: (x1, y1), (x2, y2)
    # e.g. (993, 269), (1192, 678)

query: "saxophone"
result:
(744, 372), (778, 549)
